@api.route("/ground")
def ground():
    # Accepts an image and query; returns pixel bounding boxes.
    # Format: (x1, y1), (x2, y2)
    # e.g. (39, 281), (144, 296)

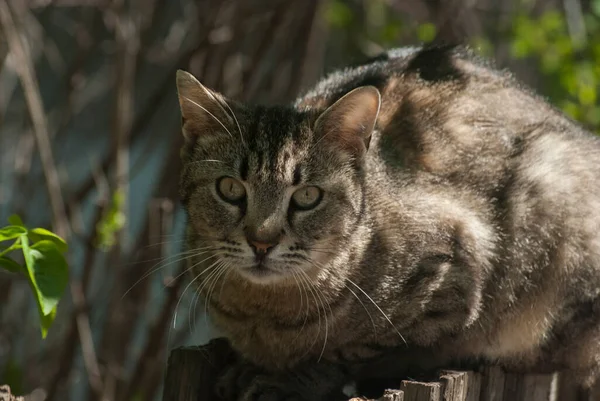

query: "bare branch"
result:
(71, 281), (104, 394)
(0, 0), (69, 238)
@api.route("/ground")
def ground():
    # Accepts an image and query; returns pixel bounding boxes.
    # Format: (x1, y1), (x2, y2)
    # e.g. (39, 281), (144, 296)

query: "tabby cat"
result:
(176, 45), (600, 400)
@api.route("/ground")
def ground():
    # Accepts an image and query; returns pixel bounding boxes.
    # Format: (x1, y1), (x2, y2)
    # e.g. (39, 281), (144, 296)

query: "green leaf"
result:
(0, 226), (27, 242)
(39, 306), (57, 339)
(0, 256), (22, 273)
(29, 228), (68, 253)
(8, 215), (24, 226)
(21, 239), (69, 318)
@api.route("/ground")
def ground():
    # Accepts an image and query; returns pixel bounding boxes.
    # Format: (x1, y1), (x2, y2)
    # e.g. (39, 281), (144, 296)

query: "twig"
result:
(121, 257), (185, 401)
(563, 0), (586, 47)
(94, 2), (139, 399)
(72, 280), (104, 394)
(1, 3), (105, 396)
(283, 0), (322, 100)
(111, 0), (138, 251)
(65, 38), (206, 221)
(44, 202), (107, 401)
(92, 129), (182, 401)
(242, 3), (289, 100)
(295, 0), (327, 93)
(0, 0), (69, 238)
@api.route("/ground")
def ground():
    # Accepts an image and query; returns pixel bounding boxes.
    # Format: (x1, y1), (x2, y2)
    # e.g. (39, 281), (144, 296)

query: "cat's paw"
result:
(216, 362), (306, 401)
(239, 377), (307, 401)
(216, 361), (263, 401)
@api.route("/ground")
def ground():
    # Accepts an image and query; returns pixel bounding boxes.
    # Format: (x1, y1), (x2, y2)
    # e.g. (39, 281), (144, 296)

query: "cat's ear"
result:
(176, 70), (234, 143)
(314, 86), (381, 157)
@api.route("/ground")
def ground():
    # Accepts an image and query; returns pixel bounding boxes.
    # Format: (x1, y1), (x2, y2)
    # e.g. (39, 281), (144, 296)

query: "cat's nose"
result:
(247, 239), (276, 255)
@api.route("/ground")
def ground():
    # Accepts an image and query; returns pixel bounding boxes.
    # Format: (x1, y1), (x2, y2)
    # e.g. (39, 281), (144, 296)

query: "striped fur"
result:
(176, 46), (600, 400)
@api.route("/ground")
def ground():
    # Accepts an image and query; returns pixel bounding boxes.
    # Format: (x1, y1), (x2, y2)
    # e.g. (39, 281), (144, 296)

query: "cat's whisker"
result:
(192, 259), (229, 331)
(204, 262), (229, 315)
(202, 261), (230, 319)
(173, 255), (225, 328)
(307, 249), (338, 256)
(186, 159), (230, 169)
(169, 250), (224, 283)
(193, 261), (223, 332)
(115, 246), (200, 268)
(297, 267), (331, 362)
(197, 84), (244, 146)
(217, 262), (234, 300)
(294, 268), (323, 358)
(182, 96), (234, 139)
(345, 278), (407, 345)
(221, 99), (245, 146)
(289, 268), (308, 344)
(290, 268), (305, 322)
(292, 267), (311, 339)
(189, 286), (201, 334)
(191, 253), (229, 302)
(140, 238), (188, 249)
(191, 263), (222, 333)
(120, 248), (218, 299)
(344, 283), (378, 335)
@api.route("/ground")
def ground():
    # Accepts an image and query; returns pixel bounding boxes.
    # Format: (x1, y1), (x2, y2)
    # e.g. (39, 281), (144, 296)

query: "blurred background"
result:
(0, 0), (599, 400)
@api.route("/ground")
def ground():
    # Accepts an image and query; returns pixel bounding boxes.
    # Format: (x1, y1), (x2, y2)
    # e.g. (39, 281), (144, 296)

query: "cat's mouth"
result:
(237, 261), (286, 284)
(250, 262), (275, 273)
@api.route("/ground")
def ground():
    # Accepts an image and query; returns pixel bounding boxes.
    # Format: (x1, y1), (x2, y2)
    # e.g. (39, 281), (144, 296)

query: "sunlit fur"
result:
(177, 45), (600, 400)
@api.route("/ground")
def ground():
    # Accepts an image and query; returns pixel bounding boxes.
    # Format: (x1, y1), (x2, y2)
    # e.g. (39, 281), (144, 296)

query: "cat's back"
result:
(298, 46), (600, 197)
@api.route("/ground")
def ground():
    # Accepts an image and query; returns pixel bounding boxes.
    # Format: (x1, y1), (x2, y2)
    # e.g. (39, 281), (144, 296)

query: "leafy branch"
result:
(0, 215), (69, 338)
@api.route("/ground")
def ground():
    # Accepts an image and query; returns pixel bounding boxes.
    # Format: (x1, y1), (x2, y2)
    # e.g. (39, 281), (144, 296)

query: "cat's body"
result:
(176, 46), (600, 400)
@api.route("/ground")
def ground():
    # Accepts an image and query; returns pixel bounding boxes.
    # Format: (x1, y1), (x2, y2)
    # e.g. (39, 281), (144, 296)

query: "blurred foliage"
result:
(325, 0), (600, 133)
(1, 360), (23, 396)
(0, 215), (68, 338)
(96, 189), (126, 251)
(324, 0), (435, 60)
(509, 8), (600, 131)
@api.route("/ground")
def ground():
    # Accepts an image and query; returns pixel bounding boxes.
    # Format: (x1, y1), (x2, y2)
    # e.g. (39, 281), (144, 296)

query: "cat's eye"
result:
(217, 177), (246, 203)
(291, 186), (322, 210)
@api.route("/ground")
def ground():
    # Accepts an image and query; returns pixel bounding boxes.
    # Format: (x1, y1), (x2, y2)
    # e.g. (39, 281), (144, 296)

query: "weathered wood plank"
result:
(465, 372), (482, 401)
(160, 338), (582, 401)
(0, 386), (23, 401)
(400, 380), (442, 401)
(161, 338), (233, 401)
(519, 373), (555, 401)
(501, 372), (555, 401)
(440, 370), (469, 401)
(480, 367), (505, 401)
(379, 389), (405, 401)
(502, 372), (523, 401)
(556, 373), (583, 401)
(349, 388), (405, 401)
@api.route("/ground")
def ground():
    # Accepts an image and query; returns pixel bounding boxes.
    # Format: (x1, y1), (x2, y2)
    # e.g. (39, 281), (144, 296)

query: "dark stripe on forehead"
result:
(244, 106), (312, 178)
(248, 106), (264, 174)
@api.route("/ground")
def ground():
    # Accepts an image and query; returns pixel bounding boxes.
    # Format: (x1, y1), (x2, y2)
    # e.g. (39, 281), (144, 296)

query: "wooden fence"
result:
(160, 339), (600, 401)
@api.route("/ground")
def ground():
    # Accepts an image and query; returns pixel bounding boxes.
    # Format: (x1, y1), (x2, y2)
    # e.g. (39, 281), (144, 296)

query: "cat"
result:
(175, 45), (600, 401)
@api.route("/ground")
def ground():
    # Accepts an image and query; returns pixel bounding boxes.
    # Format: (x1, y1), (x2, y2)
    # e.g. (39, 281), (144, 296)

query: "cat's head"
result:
(176, 70), (380, 285)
